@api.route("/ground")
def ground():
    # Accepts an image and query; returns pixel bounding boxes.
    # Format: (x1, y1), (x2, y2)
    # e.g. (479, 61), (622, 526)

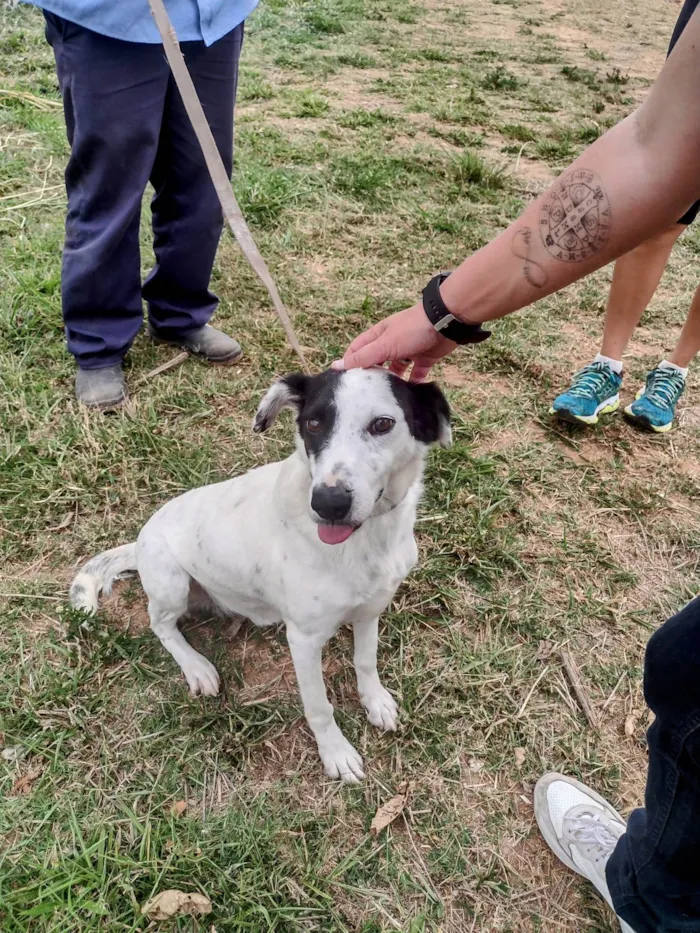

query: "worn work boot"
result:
(148, 324), (243, 365)
(75, 364), (127, 410)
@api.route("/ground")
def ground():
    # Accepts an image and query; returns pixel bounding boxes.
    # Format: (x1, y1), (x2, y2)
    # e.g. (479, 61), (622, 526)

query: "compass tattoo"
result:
(539, 169), (611, 262)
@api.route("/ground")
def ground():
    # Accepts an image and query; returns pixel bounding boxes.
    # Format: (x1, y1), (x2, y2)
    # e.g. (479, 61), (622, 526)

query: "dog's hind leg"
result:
(139, 541), (220, 697)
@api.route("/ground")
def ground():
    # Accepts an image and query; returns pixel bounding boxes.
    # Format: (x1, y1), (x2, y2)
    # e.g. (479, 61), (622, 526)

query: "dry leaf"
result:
(370, 793), (406, 835)
(171, 800), (188, 818)
(10, 768), (41, 796)
(514, 747), (526, 769)
(142, 890), (212, 921)
(50, 510), (74, 532)
(370, 782), (411, 836)
(624, 712), (638, 737)
(535, 640), (554, 661)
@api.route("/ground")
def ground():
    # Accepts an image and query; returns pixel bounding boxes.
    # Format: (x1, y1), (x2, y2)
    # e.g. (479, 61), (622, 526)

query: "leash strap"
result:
(147, 0), (310, 374)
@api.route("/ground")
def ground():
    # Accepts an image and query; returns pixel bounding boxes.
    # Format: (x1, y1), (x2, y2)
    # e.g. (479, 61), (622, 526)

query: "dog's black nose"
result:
(311, 484), (352, 522)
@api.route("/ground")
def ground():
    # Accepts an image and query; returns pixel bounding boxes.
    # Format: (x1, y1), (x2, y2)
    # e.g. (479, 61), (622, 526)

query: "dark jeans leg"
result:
(607, 596), (700, 932)
(44, 13), (168, 369)
(144, 25), (244, 337)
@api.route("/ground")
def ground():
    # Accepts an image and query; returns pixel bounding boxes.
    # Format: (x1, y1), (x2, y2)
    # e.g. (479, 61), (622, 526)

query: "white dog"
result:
(70, 368), (451, 782)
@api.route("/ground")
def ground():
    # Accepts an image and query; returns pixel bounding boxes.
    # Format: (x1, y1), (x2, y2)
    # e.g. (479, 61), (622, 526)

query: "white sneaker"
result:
(534, 772), (637, 933)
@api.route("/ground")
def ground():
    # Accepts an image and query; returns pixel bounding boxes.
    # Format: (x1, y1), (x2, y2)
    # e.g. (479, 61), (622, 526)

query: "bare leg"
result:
(600, 224), (685, 361)
(353, 618), (398, 731)
(286, 622), (365, 783)
(667, 282), (700, 369)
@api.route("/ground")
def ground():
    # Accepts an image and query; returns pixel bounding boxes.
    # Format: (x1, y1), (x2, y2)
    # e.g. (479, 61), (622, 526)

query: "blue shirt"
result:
(24, 0), (259, 46)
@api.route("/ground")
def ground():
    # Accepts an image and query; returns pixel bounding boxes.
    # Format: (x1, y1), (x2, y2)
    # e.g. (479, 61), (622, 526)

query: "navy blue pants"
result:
(44, 14), (243, 369)
(607, 597), (700, 931)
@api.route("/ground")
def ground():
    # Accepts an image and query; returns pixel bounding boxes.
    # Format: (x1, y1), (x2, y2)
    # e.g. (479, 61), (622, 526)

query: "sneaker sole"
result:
(534, 772), (626, 878)
(623, 403), (673, 434)
(549, 395), (619, 426)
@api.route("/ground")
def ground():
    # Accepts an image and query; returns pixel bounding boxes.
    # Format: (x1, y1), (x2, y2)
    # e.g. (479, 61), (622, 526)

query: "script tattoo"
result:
(511, 226), (548, 288)
(539, 168), (611, 262)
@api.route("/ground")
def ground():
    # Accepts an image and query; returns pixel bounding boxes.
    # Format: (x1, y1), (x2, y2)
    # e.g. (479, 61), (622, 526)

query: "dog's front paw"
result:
(317, 729), (365, 784)
(182, 653), (221, 697)
(361, 685), (399, 732)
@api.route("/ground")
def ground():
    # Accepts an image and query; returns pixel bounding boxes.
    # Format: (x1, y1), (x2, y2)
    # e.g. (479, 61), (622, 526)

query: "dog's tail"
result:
(69, 542), (138, 613)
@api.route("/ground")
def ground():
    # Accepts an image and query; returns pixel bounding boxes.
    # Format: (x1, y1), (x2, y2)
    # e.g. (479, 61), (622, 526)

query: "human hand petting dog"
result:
(332, 301), (456, 383)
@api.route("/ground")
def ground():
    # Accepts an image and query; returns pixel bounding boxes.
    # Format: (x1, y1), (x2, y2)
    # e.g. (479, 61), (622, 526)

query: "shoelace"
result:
(563, 805), (625, 864)
(568, 362), (615, 398)
(643, 368), (685, 408)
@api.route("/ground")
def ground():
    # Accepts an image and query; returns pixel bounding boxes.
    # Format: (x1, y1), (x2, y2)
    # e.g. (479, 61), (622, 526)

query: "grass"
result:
(336, 108), (397, 129)
(1, 0), (699, 931)
(482, 66), (522, 92)
(450, 151), (506, 192)
(561, 64), (601, 90)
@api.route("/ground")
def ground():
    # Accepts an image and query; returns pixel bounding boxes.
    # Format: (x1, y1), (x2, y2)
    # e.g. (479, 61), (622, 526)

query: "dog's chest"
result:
(282, 533), (418, 627)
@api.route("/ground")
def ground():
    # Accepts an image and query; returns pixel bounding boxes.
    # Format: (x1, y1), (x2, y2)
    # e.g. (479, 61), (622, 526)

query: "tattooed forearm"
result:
(511, 226), (548, 288)
(539, 168), (611, 261)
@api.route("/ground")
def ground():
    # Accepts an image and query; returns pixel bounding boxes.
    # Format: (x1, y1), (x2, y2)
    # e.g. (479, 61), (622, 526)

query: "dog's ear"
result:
(410, 381), (452, 448)
(253, 374), (308, 433)
(391, 379), (452, 448)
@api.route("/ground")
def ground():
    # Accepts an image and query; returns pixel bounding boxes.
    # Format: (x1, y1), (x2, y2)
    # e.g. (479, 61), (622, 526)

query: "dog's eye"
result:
(369, 417), (395, 436)
(306, 418), (322, 434)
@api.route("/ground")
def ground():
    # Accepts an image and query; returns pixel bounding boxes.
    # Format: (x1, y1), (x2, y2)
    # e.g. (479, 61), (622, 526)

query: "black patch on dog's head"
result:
(254, 371), (340, 456)
(295, 370), (340, 456)
(388, 376), (452, 448)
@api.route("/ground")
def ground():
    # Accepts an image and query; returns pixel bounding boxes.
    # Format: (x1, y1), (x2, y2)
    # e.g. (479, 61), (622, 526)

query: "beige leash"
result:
(147, 0), (310, 374)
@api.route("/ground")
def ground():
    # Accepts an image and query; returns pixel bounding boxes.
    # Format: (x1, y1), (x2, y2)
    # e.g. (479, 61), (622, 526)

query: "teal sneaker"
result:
(550, 362), (622, 425)
(624, 365), (686, 433)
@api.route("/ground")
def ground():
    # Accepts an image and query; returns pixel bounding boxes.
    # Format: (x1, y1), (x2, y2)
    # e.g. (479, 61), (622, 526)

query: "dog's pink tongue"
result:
(318, 524), (356, 545)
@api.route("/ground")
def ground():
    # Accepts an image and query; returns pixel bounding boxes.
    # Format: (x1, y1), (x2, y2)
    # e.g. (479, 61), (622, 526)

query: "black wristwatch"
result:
(422, 272), (491, 345)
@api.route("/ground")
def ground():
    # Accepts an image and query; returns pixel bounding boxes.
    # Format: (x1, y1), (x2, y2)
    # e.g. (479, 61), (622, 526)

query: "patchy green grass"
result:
(1, 0), (698, 931)
(482, 65), (522, 92)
